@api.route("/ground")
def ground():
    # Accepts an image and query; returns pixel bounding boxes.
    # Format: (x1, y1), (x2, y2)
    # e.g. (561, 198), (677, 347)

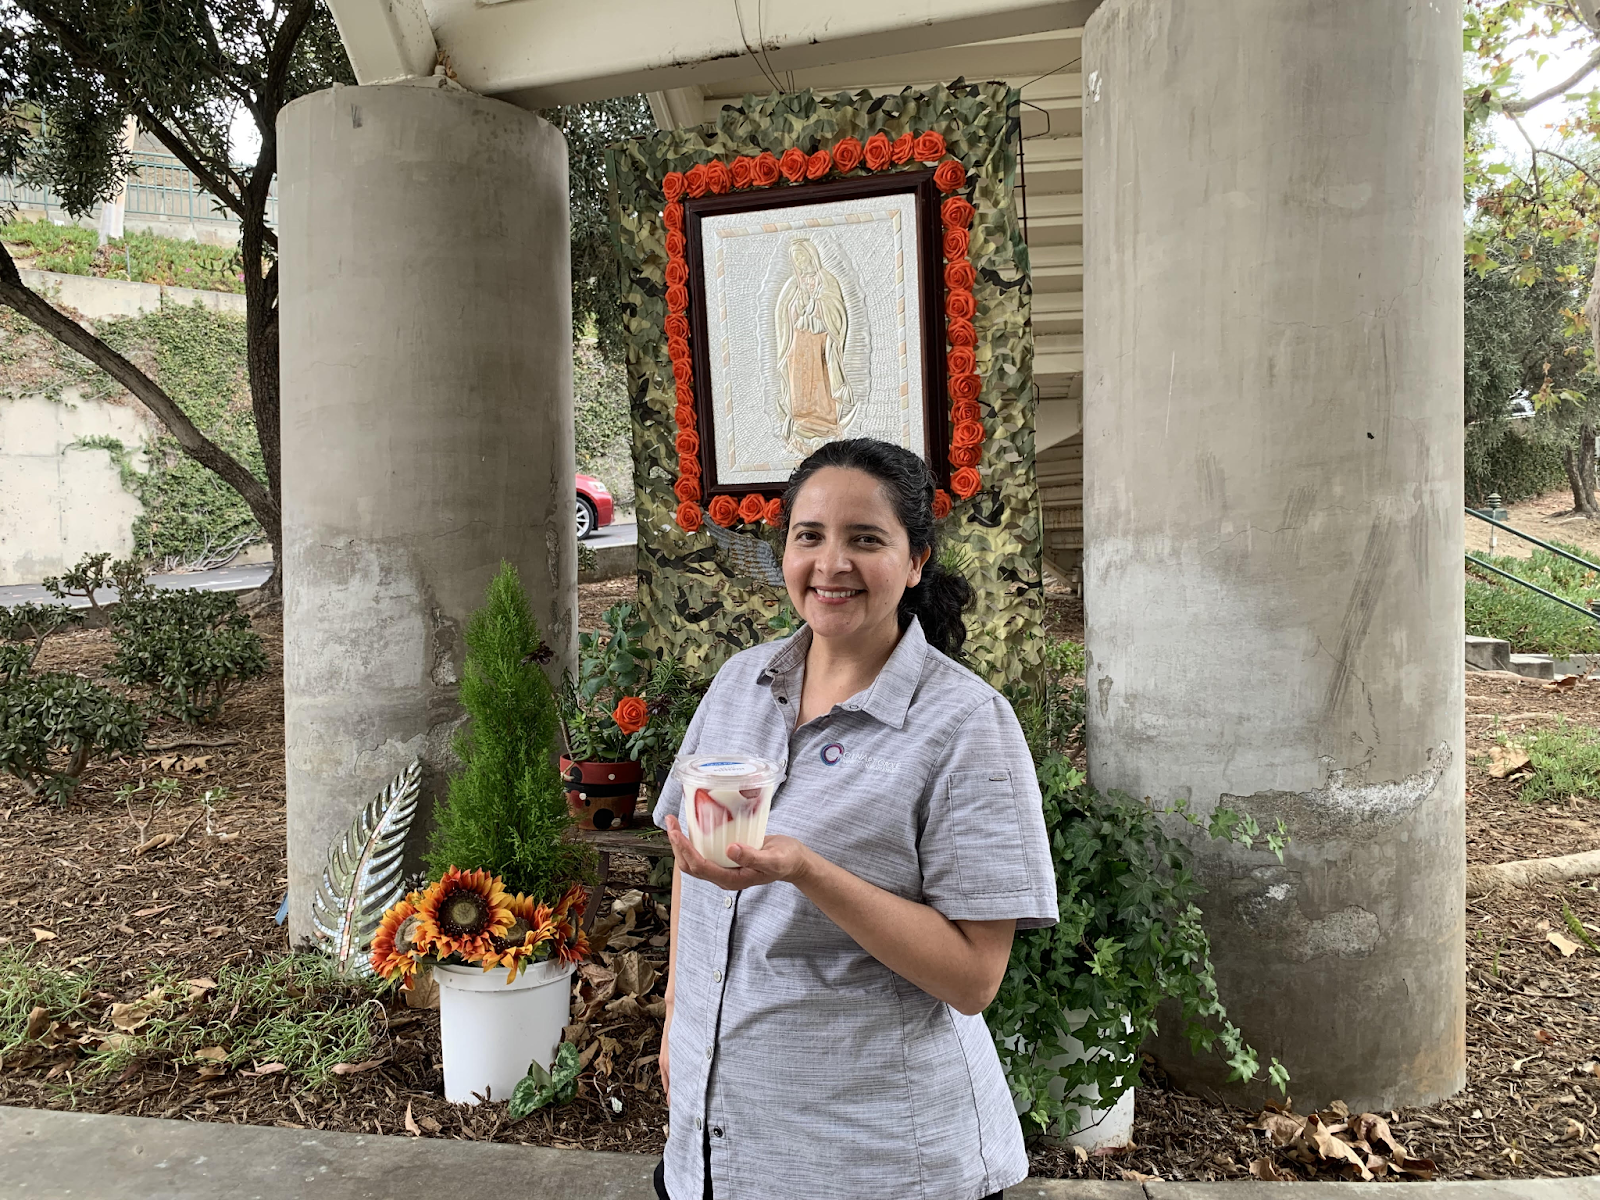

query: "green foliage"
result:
(1498, 717), (1600, 804)
(561, 603), (653, 762)
(42, 550), (147, 609)
(1466, 541), (1600, 655)
(0, 601), (82, 673)
(0, 220), (246, 292)
(0, 948), (96, 1052)
(987, 756), (1288, 1136)
(509, 1040), (582, 1118)
(109, 589), (267, 724)
(0, 671), (147, 802)
(1009, 639), (1086, 765)
(1042, 637), (1085, 678)
(624, 656), (710, 784)
(573, 338), (633, 506)
(427, 562), (594, 902)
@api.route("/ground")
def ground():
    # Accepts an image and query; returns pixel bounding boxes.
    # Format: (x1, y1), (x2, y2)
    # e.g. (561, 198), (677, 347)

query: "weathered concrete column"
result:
(278, 81), (574, 945)
(1082, 1), (1464, 1108)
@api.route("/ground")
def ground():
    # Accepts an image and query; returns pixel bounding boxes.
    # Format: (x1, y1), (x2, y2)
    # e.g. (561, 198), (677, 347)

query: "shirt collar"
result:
(759, 618), (928, 731)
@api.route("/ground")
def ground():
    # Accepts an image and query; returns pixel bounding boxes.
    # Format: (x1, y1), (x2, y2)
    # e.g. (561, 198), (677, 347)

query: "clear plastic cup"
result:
(673, 754), (785, 868)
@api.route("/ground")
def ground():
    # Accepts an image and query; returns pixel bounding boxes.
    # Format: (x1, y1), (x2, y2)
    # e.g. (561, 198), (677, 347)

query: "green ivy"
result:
(574, 338), (633, 506)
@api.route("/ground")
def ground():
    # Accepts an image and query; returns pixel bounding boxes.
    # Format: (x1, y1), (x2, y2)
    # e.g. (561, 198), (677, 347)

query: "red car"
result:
(576, 473), (614, 539)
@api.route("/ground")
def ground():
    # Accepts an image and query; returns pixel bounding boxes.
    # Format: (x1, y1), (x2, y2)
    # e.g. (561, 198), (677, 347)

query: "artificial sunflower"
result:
(485, 893), (558, 982)
(550, 882), (593, 965)
(414, 867), (514, 962)
(370, 892), (424, 981)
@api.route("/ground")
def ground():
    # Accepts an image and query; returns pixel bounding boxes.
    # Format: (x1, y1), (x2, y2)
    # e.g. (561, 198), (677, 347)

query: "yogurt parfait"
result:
(674, 754), (785, 868)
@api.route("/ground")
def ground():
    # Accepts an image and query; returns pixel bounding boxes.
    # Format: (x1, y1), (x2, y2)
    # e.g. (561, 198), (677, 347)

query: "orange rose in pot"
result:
(684, 163), (709, 198)
(914, 131), (946, 161)
(739, 493), (767, 523)
(950, 466), (982, 498)
(941, 196), (975, 229)
(706, 160), (731, 194)
(947, 316), (977, 346)
(779, 147), (808, 182)
(708, 495), (739, 527)
(832, 136), (863, 172)
(676, 501), (703, 532)
(863, 132), (892, 171)
(932, 489), (953, 519)
(945, 290), (976, 321)
(613, 696), (649, 735)
(662, 172), (686, 202)
(674, 477), (701, 504)
(943, 229), (969, 260)
(891, 132), (914, 164)
(944, 259), (977, 290)
(754, 152), (781, 186)
(949, 373), (981, 403)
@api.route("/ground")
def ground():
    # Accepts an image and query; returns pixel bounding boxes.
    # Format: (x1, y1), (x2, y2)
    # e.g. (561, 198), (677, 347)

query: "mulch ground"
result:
(1, 582), (1597, 1183)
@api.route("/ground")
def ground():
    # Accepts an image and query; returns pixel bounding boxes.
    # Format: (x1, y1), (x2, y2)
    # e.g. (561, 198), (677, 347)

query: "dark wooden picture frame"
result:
(683, 167), (950, 499)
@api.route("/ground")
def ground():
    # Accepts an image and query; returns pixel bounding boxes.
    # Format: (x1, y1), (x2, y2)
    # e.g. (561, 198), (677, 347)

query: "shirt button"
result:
(777, 696), (788, 704)
(705, 1047), (713, 1060)
(711, 1126), (724, 1138)
(723, 895), (733, 909)
(713, 969), (722, 982)
(695, 1116), (703, 1130)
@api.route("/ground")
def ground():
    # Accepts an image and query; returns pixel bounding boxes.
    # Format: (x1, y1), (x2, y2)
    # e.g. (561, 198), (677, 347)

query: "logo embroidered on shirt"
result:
(820, 742), (844, 765)
(818, 743), (902, 772)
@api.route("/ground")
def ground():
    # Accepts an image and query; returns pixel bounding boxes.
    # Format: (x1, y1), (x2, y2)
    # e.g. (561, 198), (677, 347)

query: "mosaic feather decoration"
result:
(311, 758), (422, 978)
(703, 521), (786, 588)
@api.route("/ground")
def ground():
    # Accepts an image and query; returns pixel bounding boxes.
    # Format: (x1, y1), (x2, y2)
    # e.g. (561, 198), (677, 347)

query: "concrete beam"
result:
(432, 0), (1100, 107)
(324, 0), (437, 83)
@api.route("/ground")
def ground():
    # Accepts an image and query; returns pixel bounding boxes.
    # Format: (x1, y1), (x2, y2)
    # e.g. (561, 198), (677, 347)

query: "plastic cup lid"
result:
(673, 753), (784, 790)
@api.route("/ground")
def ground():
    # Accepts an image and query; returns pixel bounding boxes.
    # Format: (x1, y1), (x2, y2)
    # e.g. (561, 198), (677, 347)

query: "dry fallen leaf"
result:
(611, 951), (658, 999)
(416, 1113), (441, 1134)
(186, 978), (218, 1000)
(1562, 1118), (1588, 1141)
(245, 1062), (286, 1076)
(29, 928), (55, 942)
(108, 1001), (156, 1032)
(24, 1006), (49, 1040)
(194, 1046), (228, 1062)
(1249, 1156), (1288, 1181)
(330, 1057), (387, 1075)
(1117, 1169), (1162, 1183)
(404, 1102), (421, 1137)
(1549, 931), (1581, 957)
(1489, 745), (1532, 778)
(1536, 1028), (1557, 1044)
(402, 968), (439, 1011)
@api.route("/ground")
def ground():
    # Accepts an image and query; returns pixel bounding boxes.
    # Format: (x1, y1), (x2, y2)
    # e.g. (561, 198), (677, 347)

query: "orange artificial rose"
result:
(932, 489), (953, 519)
(708, 495), (739, 527)
(805, 149), (831, 180)
(949, 444), (981, 468)
(943, 229), (969, 260)
(706, 160), (731, 195)
(941, 196), (975, 229)
(948, 346), (976, 376)
(949, 373), (981, 403)
(675, 377), (694, 407)
(673, 477), (701, 503)
(780, 147), (808, 182)
(666, 230), (686, 260)
(947, 316), (977, 346)
(951, 399), (981, 424)
(666, 284), (689, 314)
(664, 202), (684, 232)
(891, 132), (914, 164)
(738, 493), (766, 523)
(664, 314), (690, 341)
(662, 172), (686, 202)
(672, 357), (692, 385)
(613, 695), (649, 735)
(950, 466), (982, 498)
(684, 163), (709, 198)
(933, 158), (965, 193)
(945, 289), (976, 321)
(832, 136), (863, 173)
(667, 335), (690, 365)
(678, 453), (701, 479)
(675, 429), (700, 456)
(914, 130), (946, 162)
(944, 260), (977, 290)
(731, 156), (755, 189)
(952, 419), (984, 448)
(674, 403), (697, 430)
(863, 131), (892, 171)
(665, 259), (689, 287)
(754, 152), (781, 186)
(676, 500), (703, 532)
(763, 496), (784, 525)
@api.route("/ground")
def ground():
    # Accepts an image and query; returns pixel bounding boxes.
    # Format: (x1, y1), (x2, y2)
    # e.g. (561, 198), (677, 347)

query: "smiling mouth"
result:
(812, 587), (862, 601)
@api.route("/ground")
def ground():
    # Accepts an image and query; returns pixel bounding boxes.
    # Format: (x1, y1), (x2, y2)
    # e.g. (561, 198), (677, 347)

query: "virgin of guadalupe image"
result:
(773, 237), (856, 451)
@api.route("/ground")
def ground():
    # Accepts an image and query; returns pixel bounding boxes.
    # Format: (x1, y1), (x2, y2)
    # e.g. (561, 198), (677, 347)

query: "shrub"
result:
(427, 562), (594, 902)
(41, 551), (148, 611)
(0, 672), (147, 802)
(109, 589), (267, 723)
(0, 602), (82, 674)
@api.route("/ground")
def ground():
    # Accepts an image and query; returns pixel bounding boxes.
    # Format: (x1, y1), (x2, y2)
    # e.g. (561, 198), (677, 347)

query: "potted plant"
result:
(372, 561), (595, 1105)
(558, 604), (652, 830)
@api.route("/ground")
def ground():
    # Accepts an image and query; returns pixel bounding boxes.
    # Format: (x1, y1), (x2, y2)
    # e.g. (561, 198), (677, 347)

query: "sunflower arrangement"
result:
(372, 868), (591, 985)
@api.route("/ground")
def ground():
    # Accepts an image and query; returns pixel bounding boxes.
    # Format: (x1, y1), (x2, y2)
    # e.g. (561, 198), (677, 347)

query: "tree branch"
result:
(1503, 46), (1600, 113)
(0, 243), (280, 541)
(1534, 145), (1600, 191)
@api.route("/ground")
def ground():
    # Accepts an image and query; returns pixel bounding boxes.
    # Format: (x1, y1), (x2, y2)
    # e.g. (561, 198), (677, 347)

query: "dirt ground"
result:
(1, 581), (1597, 1183)
(1466, 485), (1600, 561)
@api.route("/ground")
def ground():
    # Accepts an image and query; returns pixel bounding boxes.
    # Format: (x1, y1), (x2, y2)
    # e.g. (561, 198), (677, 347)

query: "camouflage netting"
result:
(606, 82), (1043, 686)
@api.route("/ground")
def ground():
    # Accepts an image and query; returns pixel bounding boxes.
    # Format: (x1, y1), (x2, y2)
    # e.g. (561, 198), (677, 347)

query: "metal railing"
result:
(0, 151), (275, 230)
(1465, 505), (1600, 624)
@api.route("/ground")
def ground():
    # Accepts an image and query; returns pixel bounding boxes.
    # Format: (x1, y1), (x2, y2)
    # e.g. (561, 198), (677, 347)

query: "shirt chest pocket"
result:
(946, 768), (1029, 895)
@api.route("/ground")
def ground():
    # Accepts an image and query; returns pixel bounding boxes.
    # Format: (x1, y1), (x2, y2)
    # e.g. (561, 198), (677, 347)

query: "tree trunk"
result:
(1563, 441), (1592, 515)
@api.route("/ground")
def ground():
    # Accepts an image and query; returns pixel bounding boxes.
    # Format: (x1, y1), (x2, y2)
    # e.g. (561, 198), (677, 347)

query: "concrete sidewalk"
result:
(1, 1107), (1595, 1200)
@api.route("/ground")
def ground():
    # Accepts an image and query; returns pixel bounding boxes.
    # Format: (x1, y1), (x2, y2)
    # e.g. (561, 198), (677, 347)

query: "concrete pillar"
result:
(278, 81), (574, 945)
(1082, 0), (1463, 1109)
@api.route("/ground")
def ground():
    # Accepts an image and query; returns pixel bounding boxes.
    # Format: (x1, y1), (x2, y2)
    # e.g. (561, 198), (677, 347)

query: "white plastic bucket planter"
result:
(434, 958), (575, 1104)
(1011, 1009), (1136, 1152)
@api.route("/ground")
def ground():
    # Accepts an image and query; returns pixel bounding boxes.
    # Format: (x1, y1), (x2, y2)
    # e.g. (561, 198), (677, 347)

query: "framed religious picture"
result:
(682, 169), (949, 498)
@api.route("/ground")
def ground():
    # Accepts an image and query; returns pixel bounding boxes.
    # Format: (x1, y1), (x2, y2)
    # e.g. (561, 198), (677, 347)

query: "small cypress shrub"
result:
(426, 562), (593, 901)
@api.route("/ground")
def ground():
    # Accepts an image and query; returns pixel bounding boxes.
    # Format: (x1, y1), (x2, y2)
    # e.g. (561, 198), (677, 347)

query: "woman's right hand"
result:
(659, 1001), (672, 1105)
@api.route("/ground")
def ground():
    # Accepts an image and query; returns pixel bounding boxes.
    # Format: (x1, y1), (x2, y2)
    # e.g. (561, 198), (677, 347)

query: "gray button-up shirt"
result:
(654, 618), (1058, 1200)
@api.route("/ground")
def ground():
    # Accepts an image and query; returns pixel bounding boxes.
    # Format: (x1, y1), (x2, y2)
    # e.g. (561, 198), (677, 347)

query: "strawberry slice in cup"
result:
(674, 755), (785, 867)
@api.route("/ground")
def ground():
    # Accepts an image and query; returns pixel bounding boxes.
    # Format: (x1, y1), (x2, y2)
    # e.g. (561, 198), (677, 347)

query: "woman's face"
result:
(783, 467), (929, 647)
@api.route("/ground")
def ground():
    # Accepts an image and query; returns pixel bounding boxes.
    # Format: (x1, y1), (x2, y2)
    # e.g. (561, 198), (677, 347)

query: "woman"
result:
(653, 438), (1058, 1200)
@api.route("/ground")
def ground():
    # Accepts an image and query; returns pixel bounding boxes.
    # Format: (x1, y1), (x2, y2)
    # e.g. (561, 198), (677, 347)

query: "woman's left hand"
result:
(664, 816), (812, 891)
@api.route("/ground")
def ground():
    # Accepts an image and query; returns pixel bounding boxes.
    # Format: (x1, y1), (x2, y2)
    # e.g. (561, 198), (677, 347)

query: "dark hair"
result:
(782, 438), (975, 657)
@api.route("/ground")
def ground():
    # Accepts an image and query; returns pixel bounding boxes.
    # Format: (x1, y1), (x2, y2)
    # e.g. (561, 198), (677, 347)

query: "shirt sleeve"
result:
(918, 694), (1059, 929)
(652, 677), (718, 828)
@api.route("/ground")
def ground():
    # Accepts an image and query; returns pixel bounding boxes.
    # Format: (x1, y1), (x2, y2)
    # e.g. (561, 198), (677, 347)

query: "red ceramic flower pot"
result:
(560, 757), (643, 831)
